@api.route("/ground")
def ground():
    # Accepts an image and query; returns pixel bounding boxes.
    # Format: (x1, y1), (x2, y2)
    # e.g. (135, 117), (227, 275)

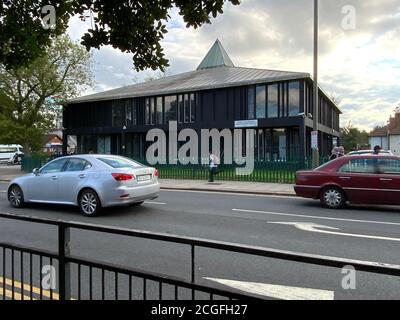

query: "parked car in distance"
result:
(7, 155), (160, 216)
(347, 149), (393, 155)
(0, 144), (24, 163)
(294, 154), (400, 209)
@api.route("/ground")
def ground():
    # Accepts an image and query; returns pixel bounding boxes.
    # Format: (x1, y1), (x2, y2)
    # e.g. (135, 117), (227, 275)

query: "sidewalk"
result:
(0, 166), (295, 196)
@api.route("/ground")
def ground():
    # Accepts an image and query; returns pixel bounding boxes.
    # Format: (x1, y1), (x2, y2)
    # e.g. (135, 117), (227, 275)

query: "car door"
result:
(337, 157), (386, 204)
(29, 158), (69, 202)
(57, 158), (91, 203)
(375, 158), (400, 205)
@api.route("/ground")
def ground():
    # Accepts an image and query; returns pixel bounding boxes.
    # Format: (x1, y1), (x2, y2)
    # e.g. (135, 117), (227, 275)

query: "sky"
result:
(67, 0), (400, 132)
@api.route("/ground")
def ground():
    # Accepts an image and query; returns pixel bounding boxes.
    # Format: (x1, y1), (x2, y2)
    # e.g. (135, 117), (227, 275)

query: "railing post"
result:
(191, 244), (195, 300)
(58, 224), (71, 301)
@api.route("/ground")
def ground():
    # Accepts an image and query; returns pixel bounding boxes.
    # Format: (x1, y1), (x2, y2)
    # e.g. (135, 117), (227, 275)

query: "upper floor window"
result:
(288, 81), (300, 117)
(256, 85), (266, 119)
(247, 87), (255, 119)
(112, 100), (125, 127)
(165, 95), (177, 122)
(267, 84), (278, 118)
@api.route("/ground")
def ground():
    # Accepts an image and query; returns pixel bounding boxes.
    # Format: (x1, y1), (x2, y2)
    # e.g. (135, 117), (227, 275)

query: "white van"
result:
(0, 144), (24, 163)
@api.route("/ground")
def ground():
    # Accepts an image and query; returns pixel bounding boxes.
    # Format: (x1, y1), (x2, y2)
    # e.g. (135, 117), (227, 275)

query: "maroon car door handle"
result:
(339, 176), (351, 180)
(380, 178), (393, 182)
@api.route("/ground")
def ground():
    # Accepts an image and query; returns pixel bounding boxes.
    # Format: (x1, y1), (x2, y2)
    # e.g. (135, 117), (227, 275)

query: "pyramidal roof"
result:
(196, 39), (235, 70)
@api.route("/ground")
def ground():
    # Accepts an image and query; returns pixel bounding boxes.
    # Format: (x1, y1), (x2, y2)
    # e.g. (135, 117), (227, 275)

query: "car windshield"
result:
(98, 157), (143, 169)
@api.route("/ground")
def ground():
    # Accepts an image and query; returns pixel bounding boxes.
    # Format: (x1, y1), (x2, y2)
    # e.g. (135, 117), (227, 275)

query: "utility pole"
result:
(312, 0), (320, 168)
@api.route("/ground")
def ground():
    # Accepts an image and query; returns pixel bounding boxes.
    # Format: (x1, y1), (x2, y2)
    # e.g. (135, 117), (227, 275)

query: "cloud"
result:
(67, 0), (400, 131)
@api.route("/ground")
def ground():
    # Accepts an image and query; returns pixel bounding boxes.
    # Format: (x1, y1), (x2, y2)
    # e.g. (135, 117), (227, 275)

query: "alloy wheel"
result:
(81, 192), (98, 215)
(324, 189), (343, 208)
(9, 186), (23, 208)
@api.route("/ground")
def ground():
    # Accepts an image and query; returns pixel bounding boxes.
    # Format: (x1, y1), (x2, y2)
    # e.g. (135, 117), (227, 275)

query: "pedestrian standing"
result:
(208, 153), (218, 182)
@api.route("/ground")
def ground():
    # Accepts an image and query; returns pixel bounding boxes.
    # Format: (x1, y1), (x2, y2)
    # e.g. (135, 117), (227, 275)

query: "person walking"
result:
(373, 145), (382, 155)
(330, 147), (340, 160)
(208, 153), (218, 182)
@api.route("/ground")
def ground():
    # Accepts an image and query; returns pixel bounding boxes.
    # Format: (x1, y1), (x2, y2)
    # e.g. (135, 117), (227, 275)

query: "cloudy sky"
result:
(67, 0), (400, 131)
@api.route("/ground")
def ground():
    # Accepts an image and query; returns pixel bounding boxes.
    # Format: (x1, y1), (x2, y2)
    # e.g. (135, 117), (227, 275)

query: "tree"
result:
(0, 35), (93, 154)
(340, 122), (370, 152)
(0, 0), (240, 71)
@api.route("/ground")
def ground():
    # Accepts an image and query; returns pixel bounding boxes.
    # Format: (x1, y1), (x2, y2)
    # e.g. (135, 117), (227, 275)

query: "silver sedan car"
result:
(7, 155), (160, 216)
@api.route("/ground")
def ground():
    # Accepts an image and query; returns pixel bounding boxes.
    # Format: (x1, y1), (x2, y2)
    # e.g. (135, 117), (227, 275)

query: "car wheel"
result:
(320, 187), (346, 209)
(79, 189), (101, 217)
(8, 185), (24, 208)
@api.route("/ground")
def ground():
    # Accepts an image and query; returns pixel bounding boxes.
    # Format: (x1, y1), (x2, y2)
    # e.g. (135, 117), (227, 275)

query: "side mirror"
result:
(33, 168), (40, 176)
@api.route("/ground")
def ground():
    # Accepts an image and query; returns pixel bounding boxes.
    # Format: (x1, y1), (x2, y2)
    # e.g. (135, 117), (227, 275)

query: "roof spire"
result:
(197, 39), (235, 70)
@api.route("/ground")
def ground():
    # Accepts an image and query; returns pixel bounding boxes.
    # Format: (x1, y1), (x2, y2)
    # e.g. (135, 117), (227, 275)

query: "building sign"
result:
(311, 131), (318, 150)
(234, 120), (258, 128)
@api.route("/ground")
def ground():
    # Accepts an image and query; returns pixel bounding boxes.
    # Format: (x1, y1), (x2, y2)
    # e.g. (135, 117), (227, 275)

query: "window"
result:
(190, 93), (196, 123)
(339, 159), (376, 174)
(145, 98), (150, 125)
(288, 81), (300, 117)
(0, 147), (18, 153)
(98, 157), (143, 169)
(178, 95), (184, 123)
(97, 136), (111, 154)
(184, 94), (190, 123)
(40, 158), (68, 174)
(165, 95), (177, 122)
(256, 85), (266, 119)
(156, 97), (163, 124)
(65, 158), (91, 172)
(280, 83), (287, 117)
(112, 101), (125, 127)
(376, 159), (400, 175)
(268, 84), (278, 118)
(247, 87), (255, 119)
(150, 98), (156, 125)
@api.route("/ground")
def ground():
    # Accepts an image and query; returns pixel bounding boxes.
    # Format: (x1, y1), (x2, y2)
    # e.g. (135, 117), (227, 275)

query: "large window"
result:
(178, 95), (184, 123)
(288, 81), (300, 117)
(156, 97), (163, 124)
(190, 93), (196, 123)
(247, 86), (255, 119)
(267, 84), (278, 118)
(256, 85), (266, 119)
(165, 95), (177, 122)
(145, 98), (151, 125)
(184, 94), (190, 123)
(339, 159), (375, 174)
(112, 101), (125, 127)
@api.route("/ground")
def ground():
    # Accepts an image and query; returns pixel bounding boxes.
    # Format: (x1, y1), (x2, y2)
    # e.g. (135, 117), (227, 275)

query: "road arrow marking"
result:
(269, 221), (400, 242)
(204, 277), (334, 300)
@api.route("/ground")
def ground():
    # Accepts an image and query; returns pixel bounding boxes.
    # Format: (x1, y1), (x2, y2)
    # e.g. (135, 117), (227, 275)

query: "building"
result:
(369, 109), (400, 155)
(63, 40), (341, 162)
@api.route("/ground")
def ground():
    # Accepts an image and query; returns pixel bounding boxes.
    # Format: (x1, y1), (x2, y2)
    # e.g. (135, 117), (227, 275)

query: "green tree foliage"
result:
(0, 35), (93, 154)
(340, 122), (370, 152)
(0, 0), (240, 71)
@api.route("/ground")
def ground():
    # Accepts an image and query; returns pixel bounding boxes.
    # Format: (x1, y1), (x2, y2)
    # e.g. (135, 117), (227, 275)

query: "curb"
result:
(160, 186), (296, 197)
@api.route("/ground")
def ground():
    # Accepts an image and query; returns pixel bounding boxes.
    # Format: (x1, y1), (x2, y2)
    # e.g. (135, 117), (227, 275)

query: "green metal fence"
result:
(22, 155), (329, 184)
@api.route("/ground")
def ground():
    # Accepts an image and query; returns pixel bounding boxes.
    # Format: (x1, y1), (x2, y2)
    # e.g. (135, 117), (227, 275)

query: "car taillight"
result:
(154, 169), (159, 177)
(112, 173), (134, 181)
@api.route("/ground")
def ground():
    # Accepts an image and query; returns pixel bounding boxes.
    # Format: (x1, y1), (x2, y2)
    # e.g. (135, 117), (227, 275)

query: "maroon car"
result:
(294, 154), (400, 209)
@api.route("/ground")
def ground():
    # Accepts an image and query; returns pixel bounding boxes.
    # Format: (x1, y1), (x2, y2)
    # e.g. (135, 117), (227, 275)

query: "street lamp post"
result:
(312, 0), (320, 168)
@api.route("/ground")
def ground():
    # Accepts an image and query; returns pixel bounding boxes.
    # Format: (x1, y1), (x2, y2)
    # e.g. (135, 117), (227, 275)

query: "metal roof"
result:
(69, 65), (310, 104)
(197, 39), (235, 70)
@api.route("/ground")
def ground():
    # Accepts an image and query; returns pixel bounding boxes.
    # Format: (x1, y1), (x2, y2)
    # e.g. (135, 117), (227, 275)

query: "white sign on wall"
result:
(234, 120), (258, 128)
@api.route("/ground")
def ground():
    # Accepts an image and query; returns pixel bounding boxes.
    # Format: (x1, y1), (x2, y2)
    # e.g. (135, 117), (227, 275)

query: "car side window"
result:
(40, 158), (68, 174)
(376, 159), (400, 175)
(339, 158), (376, 174)
(64, 158), (92, 172)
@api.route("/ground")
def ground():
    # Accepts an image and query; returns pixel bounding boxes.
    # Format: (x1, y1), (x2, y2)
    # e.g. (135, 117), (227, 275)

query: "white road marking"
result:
(204, 277), (334, 300)
(162, 189), (297, 199)
(144, 201), (167, 205)
(269, 221), (400, 242)
(233, 208), (400, 228)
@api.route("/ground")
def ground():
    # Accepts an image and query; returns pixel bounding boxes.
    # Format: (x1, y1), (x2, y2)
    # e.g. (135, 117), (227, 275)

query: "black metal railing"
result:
(1, 212), (400, 300)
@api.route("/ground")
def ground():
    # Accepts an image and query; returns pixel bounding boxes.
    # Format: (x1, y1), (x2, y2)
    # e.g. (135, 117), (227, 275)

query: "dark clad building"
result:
(63, 40), (341, 161)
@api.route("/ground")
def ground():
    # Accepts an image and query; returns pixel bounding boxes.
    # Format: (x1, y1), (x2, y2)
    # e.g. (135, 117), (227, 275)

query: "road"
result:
(1, 181), (400, 300)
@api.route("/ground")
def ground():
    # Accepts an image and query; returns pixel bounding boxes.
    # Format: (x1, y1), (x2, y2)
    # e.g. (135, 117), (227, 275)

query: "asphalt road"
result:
(1, 181), (400, 300)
